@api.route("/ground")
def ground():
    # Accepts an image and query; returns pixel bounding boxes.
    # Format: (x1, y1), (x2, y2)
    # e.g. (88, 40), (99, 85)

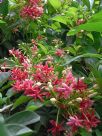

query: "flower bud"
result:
(88, 92), (97, 98)
(38, 54), (41, 58)
(50, 98), (57, 104)
(76, 97), (83, 102)
(36, 82), (42, 86)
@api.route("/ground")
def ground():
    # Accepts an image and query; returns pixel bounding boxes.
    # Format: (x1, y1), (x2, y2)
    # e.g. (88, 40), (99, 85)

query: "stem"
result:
(56, 108), (60, 124)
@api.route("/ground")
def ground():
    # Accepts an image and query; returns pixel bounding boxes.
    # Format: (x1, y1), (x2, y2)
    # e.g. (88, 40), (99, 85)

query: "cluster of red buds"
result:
(20, 0), (43, 20)
(4, 40), (100, 136)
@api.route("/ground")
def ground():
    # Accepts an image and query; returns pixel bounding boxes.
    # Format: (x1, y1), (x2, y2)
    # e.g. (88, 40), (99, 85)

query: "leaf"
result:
(95, 129), (102, 136)
(80, 129), (92, 136)
(0, 0), (9, 16)
(82, 0), (90, 9)
(13, 96), (31, 109)
(26, 101), (43, 111)
(0, 72), (11, 87)
(63, 53), (102, 65)
(6, 124), (33, 136)
(52, 15), (68, 25)
(5, 111), (40, 126)
(0, 122), (11, 136)
(68, 10), (102, 35)
(38, 44), (47, 54)
(88, 10), (102, 23)
(49, 0), (61, 9)
(0, 20), (6, 24)
(6, 88), (15, 98)
(86, 33), (94, 41)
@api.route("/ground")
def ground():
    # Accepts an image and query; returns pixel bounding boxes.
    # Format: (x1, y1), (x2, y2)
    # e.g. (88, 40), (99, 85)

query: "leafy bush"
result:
(0, 0), (102, 136)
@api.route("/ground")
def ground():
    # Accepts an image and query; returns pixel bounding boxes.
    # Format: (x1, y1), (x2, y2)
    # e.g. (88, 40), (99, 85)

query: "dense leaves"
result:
(0, 0), (102, 136)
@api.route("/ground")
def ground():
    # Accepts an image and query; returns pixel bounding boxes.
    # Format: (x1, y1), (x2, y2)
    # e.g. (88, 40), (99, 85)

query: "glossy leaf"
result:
(63, 53), (102, 65)
(6, 124), (33, 136)
(52, 15), (68, 25)
(49, 0), (61, 9)
(13, 96), (31, 109)
(82, 0), (90, 9)
(0, 72), (11, 87)
(5, 111), (40, 125)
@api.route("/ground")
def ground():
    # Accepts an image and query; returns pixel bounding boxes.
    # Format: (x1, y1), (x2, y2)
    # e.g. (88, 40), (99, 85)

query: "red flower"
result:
(11, 68), (28, 81)
(48, 120), (64, 136)
(33, 64), (54, 83)
(20, 0), (43, 20)
(55, 49), (64, 57)
(57, 83), (73, 99)
(80, 99), (93, 111)
(67, 115), (83, 132)
(9, 49), (26, 63)
(65, 71), (76, 85)
(73, 79), (87, 91)
(81, 111), (100, 132)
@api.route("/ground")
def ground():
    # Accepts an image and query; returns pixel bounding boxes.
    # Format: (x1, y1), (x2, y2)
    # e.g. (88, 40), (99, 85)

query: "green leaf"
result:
(52, 15), (68, 25)
(6, 124), (33, 136)
(80, 129), (92, 136)
(0, 122), (11, 136)
(0, 20), (6, 24)
(86, 33), (94, 41)
(68, 10), (102, 34)
(0, 72), (10, 87)
(6, 88), (15, 98)
(26, 101), (43, 111)
(49, 0), (61, 9)
(82, 0), (90, 9)
(5, 111), (40, 125)
(63, 53), (102, 65)
(0, 0), (9, 16)
(38, 44), (47, 54)
(13, 96), (31, 109)
(76, 22), (102, 32)
(95, 129), (102, 136)
(88, 10), (102, 23)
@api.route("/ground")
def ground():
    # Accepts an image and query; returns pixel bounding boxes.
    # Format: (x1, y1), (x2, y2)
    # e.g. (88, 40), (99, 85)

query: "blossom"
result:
(9, 49), (27, 64)
(67, 115), (83, 132)
(57, 83), (73, 99)
(65, 71), (76, 85)
(81, 111), (100, 132)
(73, 79), (87, 91)
(48, 120), (64, 136)
(11, 68), (28, 81)
(55, 49), (64, 57)
(80, 99), (93, 111)
(33, 64), (54, 82)
(20, 0), (43, 20)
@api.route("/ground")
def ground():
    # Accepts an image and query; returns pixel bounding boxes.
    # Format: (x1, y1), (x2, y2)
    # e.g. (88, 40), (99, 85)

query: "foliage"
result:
(0, 0), (102, 136)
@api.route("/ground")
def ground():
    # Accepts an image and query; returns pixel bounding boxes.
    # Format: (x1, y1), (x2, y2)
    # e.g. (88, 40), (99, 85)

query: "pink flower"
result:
(24, 85), (43, 101)
(13, 80), (23, 91)
(81, 111), (100, 132)
(65, 71), (76, 85)
(55, 49), (64, 57)
(73, 79), (87, 91)
(33, 64), (54, 82)
(80, 99), (93, 111)
(9, 49), (27, 64)
(48, 120), (64, 136)
(20, 0), (43, 20)
(67, 115), (83, 132)
(11, 68), (28, 81)
(57, 83), (73, 99)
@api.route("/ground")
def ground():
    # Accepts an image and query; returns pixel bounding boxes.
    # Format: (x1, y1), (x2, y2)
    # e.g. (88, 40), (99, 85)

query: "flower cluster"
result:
(20, 0), (43, 20)
(7, 41), (100, 136)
